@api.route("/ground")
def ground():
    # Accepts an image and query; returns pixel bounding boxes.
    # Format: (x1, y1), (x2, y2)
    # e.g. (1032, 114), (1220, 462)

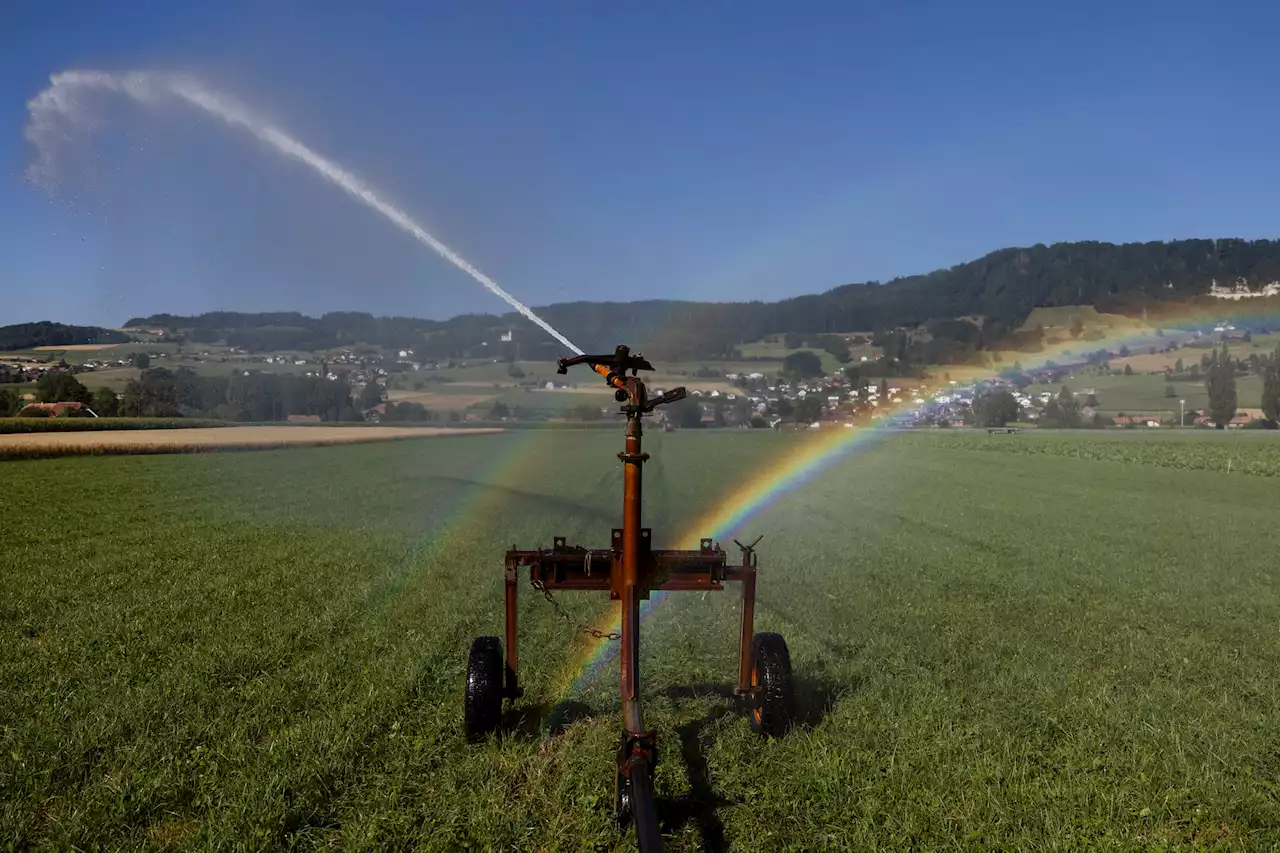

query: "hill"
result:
(0, 321), (130, 352)
(126, 237), (1280, 360)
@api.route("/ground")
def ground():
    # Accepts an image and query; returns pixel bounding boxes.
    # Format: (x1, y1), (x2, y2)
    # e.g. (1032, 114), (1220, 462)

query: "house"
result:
(1112, 415), (1160, 427)
(17, 401), (94, 417)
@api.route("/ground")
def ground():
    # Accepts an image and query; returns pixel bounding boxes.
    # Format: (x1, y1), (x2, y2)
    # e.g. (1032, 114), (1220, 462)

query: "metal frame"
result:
(498, 345), (763, 853)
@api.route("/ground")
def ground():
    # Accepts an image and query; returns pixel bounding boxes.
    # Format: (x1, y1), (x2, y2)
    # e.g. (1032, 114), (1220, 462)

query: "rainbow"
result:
(551, 419), (907, 697)
(547, 296), (1280, 697)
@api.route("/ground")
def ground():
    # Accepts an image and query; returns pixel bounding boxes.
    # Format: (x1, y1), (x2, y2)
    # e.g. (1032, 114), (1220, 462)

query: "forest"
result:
(0, 321), (129, 351)
(120, 238), (1280, 361)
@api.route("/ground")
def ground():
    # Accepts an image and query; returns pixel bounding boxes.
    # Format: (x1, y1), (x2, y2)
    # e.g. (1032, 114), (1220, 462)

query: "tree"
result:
(92, 387), (119, 417)
(507, 362), (525, 379)
(1165, 384), (1177, 399)
(816, 335), (850, 364)
(489, 401), (510, 419)
(1124, 364), (1133, 376)
(36, 371), (91, 404)
(1042, 384), (1082, 428)
(668, 396), (703, 428)
(358, 381), (384, 410)
(1205, 344), (1238, 429)
(973, 389), (1020, 427)
(132, 353), (151, 369)
(1070, 316), (1084, 339)
(1175, 357), (1184, 373)
(1085, 393), (1099, 408)
(782, 350), (824, 380)
(878, 378), (889, 401)
(0, 389), (18, 417)
(1262, 345), (1280, 423)
(795, 395), (824, 423)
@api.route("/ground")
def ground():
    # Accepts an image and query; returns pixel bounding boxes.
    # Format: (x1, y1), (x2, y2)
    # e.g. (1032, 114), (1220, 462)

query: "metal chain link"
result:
(530, 577), (621, 641)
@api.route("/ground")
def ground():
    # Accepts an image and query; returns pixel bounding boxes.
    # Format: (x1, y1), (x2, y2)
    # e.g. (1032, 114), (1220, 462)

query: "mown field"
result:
(3, 431), (1279, 851)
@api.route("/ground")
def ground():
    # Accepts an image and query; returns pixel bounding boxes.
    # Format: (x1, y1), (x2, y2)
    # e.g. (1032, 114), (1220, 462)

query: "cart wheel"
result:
(614, 768), (633, 826)
(748, 632), (794, 737)
(464, 636), (504, 741)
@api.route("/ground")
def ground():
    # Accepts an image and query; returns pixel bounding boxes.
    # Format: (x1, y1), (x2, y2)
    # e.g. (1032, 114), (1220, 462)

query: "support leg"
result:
(504, 563), (521, 700)
(735, 555), (757, 696)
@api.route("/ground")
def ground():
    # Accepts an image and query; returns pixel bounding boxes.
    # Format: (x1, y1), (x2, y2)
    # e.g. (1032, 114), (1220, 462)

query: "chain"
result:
(530, 577), (621, 641)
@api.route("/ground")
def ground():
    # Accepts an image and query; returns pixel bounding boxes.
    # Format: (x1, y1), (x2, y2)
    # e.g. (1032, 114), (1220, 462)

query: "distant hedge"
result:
(0, 418), (229, 434)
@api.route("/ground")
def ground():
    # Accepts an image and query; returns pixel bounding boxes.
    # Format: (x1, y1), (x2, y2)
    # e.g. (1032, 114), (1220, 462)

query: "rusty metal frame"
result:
(497, 345), (762, 853)
(502, 534), (760, 704)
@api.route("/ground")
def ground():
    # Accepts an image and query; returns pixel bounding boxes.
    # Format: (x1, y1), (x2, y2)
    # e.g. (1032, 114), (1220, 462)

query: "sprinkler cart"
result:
(463, 345), (795, 852)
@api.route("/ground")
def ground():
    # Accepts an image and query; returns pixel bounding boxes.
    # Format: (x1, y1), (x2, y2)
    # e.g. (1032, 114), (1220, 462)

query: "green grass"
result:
(3, 432), (1280, 850)
(1050, 372), (1266, 415)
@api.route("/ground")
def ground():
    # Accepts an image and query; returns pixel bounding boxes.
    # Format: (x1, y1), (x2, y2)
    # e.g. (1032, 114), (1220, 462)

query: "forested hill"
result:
(128, 238), (1280, 359)
(0, 322), (130, 352)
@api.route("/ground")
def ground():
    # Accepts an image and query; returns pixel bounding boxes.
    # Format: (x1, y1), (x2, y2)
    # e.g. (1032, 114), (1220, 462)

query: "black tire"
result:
(748, 632), (794, 737)
(464, 636), (504, 741)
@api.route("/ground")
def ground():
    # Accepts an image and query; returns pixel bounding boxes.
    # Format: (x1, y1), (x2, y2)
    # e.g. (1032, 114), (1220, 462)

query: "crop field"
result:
(0, 425), (499, 460)
(3, 430), (1279, 850)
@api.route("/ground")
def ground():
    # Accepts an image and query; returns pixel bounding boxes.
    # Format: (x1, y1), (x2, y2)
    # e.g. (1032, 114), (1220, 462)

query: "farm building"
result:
(17, 401), (94, 417)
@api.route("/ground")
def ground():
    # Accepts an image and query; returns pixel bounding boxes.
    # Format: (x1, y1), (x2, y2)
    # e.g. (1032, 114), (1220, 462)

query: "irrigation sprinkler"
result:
(463, 345), (795, 851)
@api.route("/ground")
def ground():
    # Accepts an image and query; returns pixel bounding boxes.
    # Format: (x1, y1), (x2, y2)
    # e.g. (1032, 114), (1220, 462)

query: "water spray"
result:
(24, 70), (583, 355)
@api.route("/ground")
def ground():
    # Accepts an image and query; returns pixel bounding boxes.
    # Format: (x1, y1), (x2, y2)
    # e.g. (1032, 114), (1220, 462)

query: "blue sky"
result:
(3, 0), (1280, 328)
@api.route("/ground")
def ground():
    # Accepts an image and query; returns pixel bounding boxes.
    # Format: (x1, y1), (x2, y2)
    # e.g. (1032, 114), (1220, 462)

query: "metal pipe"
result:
(504, 564), (519, 699)
(736, 553), (757, 695)
(628, 757), (663, 852)
(620, 414), (644, 734)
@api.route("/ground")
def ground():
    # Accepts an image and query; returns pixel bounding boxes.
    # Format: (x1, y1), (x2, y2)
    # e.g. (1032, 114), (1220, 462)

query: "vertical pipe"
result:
(620, 415), (644, 735)
(736, 553), (757, 695)
(504, 565), (519, 699)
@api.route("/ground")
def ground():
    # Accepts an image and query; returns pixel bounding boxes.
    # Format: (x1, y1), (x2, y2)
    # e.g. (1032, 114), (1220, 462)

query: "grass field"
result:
(4, 431), (1280, 850)
(1060, 372), (1266, 416)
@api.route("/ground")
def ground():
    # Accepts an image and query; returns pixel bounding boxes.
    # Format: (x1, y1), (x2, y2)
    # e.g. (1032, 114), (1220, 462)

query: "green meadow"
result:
(3, 430), (1279, 850)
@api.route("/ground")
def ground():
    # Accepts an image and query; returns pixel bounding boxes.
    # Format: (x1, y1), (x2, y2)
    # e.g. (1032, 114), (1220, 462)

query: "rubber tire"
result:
(464, 636), (504, 741)
(748, 632), (794, 737)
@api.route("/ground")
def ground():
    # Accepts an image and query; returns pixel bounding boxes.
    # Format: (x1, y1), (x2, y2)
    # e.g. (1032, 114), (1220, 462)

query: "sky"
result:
(3, 0), (1280, 329)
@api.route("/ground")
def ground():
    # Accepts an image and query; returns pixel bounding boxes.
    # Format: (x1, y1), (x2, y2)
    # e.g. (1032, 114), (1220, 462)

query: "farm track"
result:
(0, 425), (500, 459)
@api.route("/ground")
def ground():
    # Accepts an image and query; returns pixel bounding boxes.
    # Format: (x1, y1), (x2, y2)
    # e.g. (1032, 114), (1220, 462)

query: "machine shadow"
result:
(500, 699), (598, 738)
(654, 671), (848, 852)
(657, 703), (734, 853)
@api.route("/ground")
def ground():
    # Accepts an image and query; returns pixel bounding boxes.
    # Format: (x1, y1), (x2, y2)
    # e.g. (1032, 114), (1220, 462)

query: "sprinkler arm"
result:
(558, 345), (687, 414)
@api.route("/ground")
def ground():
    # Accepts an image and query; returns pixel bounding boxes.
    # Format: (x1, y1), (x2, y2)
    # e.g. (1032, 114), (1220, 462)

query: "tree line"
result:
(124, 238), (1280, 363)
(0, 322), (129, 352)
(0, 367), (371, 422)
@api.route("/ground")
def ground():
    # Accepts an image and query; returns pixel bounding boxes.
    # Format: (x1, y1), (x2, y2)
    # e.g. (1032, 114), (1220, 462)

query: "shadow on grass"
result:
(654, 671), (848, 852)
(497, 698), (598, 738)
(426, 475), (617, 526)
(658, 704), (734, 853)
